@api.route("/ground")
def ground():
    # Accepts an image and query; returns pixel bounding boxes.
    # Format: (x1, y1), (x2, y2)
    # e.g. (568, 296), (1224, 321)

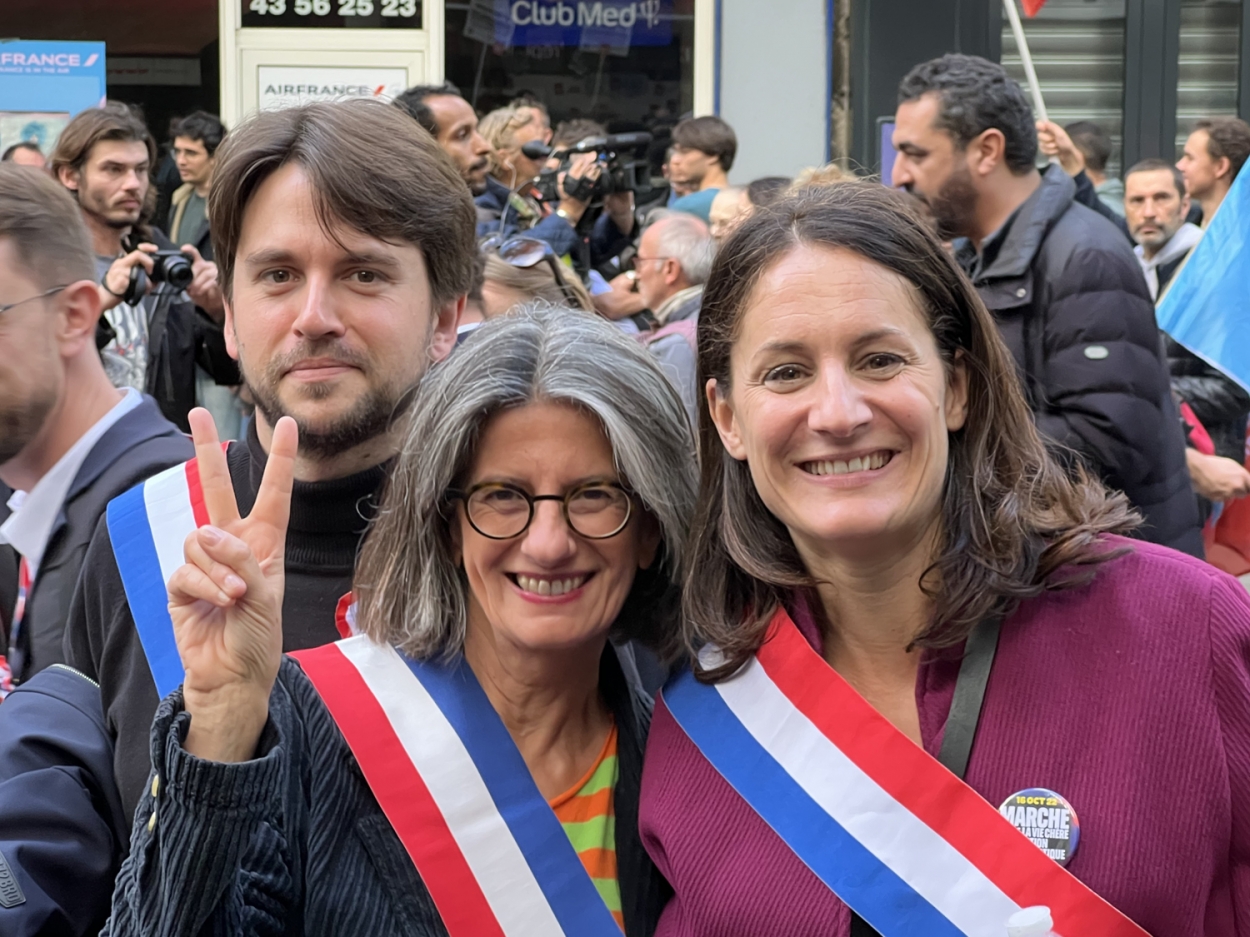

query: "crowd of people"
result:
(1, 50), (1250, 937)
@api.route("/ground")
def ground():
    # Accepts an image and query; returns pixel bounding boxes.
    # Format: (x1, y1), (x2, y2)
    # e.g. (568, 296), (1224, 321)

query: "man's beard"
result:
(240, 339), (414, 459)
(77, 186), (142, 230)
(909, 166), (979, 241)
(0, 384), (57, 465)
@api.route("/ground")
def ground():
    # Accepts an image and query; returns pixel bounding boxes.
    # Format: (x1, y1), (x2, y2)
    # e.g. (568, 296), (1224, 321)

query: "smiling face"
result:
(225, 162), (458, 456)
(453, 401), (659, 656)
(708, 243), (968, 565)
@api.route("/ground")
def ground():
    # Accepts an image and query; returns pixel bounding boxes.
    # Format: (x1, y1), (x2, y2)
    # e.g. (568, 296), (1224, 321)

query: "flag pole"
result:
(1002, 0), (1049, 123)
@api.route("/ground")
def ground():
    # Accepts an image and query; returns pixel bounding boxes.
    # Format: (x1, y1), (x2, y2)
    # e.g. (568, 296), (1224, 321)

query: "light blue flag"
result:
(1156, 165), (1250, 393)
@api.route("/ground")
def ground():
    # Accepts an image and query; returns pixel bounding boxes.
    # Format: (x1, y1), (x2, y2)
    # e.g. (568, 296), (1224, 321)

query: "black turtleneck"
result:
(229, 420), (388, 651)
(64, 421), (391, 818)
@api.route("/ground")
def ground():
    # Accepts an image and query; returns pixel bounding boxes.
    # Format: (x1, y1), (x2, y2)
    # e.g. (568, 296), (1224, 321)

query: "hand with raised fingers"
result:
(167, 407), (298, 762)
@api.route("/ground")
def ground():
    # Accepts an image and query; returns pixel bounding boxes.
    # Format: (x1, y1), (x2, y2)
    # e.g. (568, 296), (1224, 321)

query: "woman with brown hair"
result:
(639, 183), (1250, 937)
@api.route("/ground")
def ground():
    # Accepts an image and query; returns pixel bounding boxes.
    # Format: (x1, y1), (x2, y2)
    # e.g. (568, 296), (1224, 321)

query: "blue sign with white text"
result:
(473, 0), (672, 49)
(0, 41), (106, 157)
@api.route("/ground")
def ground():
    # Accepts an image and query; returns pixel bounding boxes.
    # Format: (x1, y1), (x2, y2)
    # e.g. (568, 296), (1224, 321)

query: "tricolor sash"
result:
(107, 455), (214, 697)
(107, 450), (359, 698)
(293, 636), (622, 937)
(662, 610), (1149, 937)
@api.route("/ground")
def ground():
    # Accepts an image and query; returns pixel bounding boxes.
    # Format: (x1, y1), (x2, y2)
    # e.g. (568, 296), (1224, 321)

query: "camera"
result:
(149, 249), (195, 291)
(523, 132), (653, 206)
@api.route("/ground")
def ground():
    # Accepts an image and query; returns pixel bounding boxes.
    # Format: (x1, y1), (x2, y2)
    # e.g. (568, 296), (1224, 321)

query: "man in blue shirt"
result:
(668, 116), (737, 223)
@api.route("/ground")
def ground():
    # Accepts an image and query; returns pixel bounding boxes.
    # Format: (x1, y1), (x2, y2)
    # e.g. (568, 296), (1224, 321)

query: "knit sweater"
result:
(640, 537), (1250, 936)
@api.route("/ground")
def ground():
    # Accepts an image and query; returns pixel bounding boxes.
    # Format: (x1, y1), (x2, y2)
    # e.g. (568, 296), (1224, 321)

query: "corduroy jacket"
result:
(104, 643), (670, 936)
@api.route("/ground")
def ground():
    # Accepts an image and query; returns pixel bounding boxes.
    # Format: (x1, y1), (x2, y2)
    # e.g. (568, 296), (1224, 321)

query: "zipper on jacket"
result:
(47, 662), (101, 689)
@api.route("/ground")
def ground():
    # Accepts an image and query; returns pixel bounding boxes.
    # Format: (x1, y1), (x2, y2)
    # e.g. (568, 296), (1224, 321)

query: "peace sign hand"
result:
(166, 407), (298, 763)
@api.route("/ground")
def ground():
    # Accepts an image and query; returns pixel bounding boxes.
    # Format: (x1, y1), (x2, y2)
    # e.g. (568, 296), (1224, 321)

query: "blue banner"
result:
(0, 41), (106, 157)
(471, 0), (672, 49)
(1156, 166), (1250, 393)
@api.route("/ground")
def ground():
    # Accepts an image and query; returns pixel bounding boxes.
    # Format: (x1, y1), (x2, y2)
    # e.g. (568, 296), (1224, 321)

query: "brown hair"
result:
(687, 183), (1137, 679)
(482, 252), (594, 311)
(209, 99), (476, 305)
(672, 116), (738, 172)
(1195, 117), (1250, 182)
(50, 101), (158, 231)
(0, 163), (94, 289)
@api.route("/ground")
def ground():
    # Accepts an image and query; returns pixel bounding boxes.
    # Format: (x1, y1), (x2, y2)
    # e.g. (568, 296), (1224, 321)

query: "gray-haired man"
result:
(636, 212), (715, 427)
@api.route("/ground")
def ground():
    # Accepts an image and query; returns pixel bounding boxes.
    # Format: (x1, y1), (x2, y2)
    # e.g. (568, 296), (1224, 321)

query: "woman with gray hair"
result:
(105, 305), (693, 937)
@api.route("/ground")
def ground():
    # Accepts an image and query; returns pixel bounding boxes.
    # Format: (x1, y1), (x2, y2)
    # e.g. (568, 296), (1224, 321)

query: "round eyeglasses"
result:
(450, 481), (633, 540)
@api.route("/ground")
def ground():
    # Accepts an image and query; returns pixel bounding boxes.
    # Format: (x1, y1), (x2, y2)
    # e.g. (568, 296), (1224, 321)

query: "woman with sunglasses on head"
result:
(481, 236), (594, 317)
(105, 305), (694, 936)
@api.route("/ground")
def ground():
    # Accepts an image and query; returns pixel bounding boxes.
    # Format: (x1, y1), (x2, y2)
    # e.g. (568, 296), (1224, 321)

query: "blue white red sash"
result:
(293, 636), (621, 937)
(662, 609), (1149, 937)
(107, 455), (214, 697)
(107, 450), (358, 698)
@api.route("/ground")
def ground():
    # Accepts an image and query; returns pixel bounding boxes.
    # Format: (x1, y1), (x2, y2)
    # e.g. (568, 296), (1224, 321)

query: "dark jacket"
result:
(956, 165), (1203, 557)
(0, 396), (191, 682)
(1156, 257), (1250, 462)
(475, 175), (582, 257)
(104, 645), (671, 937)
(0, 664), (128, 937)
(108, 228), (238, 432)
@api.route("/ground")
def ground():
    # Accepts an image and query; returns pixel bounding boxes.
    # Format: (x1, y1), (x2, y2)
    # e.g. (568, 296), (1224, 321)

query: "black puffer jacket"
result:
(956, 165), (1203, 557)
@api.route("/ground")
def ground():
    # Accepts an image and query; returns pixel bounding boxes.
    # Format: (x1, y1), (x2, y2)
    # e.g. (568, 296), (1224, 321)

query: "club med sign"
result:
(505, 0), (671, 46)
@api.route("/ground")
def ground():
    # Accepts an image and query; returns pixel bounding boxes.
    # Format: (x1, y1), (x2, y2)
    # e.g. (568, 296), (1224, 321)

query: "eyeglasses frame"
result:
(0, 285), (66, 317)
(449, 480), (634, 541)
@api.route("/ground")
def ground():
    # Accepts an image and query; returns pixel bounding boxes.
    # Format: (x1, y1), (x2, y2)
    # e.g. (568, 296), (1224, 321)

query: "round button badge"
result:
(998, 788), (1081, 866)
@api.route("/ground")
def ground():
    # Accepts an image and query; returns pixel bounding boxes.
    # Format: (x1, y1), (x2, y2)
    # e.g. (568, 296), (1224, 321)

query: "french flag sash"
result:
(107, 455), (215, 698)
(662, 609), (1148, 937)
(292, 636), (622, 937)
(107, 451), (358, 698)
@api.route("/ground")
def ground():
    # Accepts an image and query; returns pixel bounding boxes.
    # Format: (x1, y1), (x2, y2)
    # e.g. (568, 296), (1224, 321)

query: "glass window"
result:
(445, 0), (693, 170)
(1001, 0), (1127, 176)
(1176, 0), (1241, 159)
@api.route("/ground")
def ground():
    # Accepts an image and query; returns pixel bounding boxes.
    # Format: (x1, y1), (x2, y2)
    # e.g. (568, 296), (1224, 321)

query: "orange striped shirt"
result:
(549, 722), (623, 930)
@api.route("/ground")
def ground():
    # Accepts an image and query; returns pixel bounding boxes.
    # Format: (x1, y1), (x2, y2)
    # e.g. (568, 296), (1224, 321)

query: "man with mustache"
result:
(892, 54), (1201, 557)
(63, 100), (475, 818)
(393, 82), (493, 196)
(1125, 158), (1250, 504)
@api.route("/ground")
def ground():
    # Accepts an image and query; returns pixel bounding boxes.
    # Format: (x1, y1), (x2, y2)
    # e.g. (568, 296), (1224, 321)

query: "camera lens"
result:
(154, 251), (194, 291)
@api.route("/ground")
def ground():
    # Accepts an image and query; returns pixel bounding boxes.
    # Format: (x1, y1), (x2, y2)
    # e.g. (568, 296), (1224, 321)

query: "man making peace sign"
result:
(63, 100), (478, 818)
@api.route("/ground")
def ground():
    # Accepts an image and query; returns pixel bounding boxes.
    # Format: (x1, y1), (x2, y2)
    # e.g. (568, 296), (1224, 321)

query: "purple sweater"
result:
(640, 538), (1250, 936)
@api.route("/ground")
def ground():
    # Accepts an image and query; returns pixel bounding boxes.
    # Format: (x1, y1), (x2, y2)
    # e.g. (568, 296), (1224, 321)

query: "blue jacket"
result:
(0, 664), (127, 937)
(475, 175), (581, 257)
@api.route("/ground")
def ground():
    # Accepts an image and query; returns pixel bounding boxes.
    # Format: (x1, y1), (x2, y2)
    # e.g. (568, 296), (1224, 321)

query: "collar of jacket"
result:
(956, 163), (1076, 282)
(1136, 221), (1203, 271)
(46, 395), (182, 553)
(654, 284), (704, 324)
(170, 182), (195, 209)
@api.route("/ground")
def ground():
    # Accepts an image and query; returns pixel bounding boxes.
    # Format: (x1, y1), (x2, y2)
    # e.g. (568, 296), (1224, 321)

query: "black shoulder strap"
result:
(849, 616), (1002, 937)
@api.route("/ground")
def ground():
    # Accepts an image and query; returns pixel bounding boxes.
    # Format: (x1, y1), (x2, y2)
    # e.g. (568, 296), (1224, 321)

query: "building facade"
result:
(1, 0), (1246, 184)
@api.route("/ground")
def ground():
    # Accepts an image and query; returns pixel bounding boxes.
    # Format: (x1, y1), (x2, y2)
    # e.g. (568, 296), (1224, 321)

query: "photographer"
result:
(476, 103), (591, 257)
(51, 103), (236, 432)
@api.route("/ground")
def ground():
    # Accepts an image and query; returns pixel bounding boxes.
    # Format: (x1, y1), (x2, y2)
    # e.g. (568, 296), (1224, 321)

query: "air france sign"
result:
(507, 0), (671, 47)
(0, 40), (107, 118)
